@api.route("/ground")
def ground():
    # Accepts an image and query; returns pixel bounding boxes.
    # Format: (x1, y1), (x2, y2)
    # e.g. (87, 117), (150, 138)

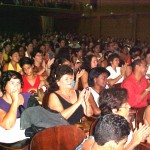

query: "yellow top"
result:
(8, 62), (22, 72)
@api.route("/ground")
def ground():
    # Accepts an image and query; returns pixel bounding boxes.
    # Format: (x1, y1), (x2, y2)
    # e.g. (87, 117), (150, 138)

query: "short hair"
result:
(130, 59), (144, 71)
(129, 46), (141, 59)
(88, 67), (110, 87)
(1, 70), (23, 93)
(31, 49), (43, 58)
(99, 87), (128, 116)
(94, 114), (130, 145)
(19, 57), (34, 68)
(107, 53), (120, 66)
(8, 49), (19, 57)
(47, 65), (73, 92)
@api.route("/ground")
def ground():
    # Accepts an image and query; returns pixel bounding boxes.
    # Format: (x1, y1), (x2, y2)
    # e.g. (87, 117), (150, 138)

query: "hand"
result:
(10, 88), (20, 103)
(131, 123), (150, 146)
(76, 69), (85, 80)
(47, 58), (55, 69)
(78, 88), (91, 104)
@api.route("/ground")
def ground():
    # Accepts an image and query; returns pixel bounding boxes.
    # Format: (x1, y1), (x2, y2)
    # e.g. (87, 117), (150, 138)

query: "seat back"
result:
(30, 125), (86, 150)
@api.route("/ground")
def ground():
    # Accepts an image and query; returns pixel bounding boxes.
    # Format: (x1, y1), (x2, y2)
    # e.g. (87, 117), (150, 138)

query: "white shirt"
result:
(106, 66), (124, 84)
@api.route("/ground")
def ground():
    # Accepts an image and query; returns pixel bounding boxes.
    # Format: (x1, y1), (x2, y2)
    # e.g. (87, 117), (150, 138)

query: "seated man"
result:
(121, 59), (150, 108)
(76, 114), (130, 150)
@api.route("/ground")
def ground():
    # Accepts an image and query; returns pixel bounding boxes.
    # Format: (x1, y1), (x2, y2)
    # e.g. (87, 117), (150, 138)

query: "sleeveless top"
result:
(0, 92), (31, 118)
(54, 90), (84, 124)
(8, 62), (22, 72)
(22, 75), (40, 93)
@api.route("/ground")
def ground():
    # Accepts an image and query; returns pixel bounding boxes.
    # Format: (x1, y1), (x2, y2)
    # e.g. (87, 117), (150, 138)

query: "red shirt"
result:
(121, 73), (149, 108)
(22, 75), (40, 93)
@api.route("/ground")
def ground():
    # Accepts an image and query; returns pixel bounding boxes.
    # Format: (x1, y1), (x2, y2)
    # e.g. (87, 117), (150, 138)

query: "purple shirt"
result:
(0, 92), (31, 118)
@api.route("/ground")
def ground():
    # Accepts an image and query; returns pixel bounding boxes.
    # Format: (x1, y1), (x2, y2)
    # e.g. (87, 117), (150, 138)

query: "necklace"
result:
(61, 91), (71, 100)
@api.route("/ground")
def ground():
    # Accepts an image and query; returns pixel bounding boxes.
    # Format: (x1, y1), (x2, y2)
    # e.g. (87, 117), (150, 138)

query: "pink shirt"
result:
(121, 73), (149, 108)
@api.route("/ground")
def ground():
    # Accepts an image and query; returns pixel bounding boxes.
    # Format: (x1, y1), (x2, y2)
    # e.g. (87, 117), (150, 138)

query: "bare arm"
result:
(0, 90), (20, 129)
(48, 93), (83, 120)
(3, 63), (8, 72)
(88, 94), (101, 116)
(81, 71), (89, 88)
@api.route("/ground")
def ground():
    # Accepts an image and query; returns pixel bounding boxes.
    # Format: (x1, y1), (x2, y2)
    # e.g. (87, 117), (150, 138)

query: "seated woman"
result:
(106, 53), (127, 87)
(76, 114), (130, 150)
(98, 88), (150, 150)
(80, 54), (98, 88)
(48, 65), (93, 124)
(20, 57), (46, 93)
(3, 49), (22, 74)
(0, 70), (31, 130)
(88, 67), (110, 116)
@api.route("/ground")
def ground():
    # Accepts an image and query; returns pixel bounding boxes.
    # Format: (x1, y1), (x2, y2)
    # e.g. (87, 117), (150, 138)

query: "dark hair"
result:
(47, 65), (73, 92)
(104, 51), (113, 60)
(130, 59), (144, 71)
(1, 70), (23, 93)
(99, 87), (128, 116)
(19, 57), (34, 68)
(94, 114), (130, 145)
(8, 49), (19, 57)
(107, 53), (120, 66)
(31, 49), (43, 58)
(82, 54), (97, 72)
(129, 47), (141, 59)
(88, 67), (110, 87)
(3, 42), (11, 48)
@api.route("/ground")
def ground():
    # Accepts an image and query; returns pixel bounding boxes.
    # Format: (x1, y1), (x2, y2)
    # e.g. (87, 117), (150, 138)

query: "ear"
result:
(56, 80), (60, 86)
(112, 108), (118, 114)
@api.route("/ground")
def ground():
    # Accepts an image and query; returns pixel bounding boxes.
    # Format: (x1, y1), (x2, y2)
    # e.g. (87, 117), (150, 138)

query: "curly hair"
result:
(107, 53), (120, 66)
(99, 87), (128, 116)
(94, 114), (130, 146)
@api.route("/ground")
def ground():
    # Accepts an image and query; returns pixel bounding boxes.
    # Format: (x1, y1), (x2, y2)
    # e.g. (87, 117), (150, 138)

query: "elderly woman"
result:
(48, 65), (93, 124)
(0, 70), (31, 130)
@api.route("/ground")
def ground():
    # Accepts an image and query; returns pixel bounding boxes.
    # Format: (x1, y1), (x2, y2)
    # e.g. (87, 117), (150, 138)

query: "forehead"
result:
(60, 74), (73, 79)
(96, 73), (108, 78)
(22, 64), (32, 68)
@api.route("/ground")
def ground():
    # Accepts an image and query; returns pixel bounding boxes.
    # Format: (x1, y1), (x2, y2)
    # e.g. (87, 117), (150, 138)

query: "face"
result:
(139, 60), (148, 75)
(117, 102), (131, 119)
(34, 53), (43, 63)
(57, 74), (74, 89)
(111, 58), (120, 67)
(22, 64), (33, 76)
(19, 47), (25, 57)
(94, 73), (108, 88)
(77, 50), (82, 57)
(60, 40), (65, 48)
(146, 53), (150, 65)
(91, 57), (98, 68)
(5, 44), (11, 53)
(26, 43), (33, 52)
(11, 52), (20, 63)
(40, 45), (46, 54)
(93, 45), (100, 53)
(5, 78), (21, 94)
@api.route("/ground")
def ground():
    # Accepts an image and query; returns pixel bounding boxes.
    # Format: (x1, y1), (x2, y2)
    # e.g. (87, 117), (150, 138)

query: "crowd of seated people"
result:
(0, 32), (150, 149)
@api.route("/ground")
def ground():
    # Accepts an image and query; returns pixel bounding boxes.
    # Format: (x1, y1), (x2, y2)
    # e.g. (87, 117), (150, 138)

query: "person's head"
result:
(32, 49), (43, 64)
(3, 42), (11, 54)
(129, 47), (141, 61)
(1, 70), (23, 94)
(25, 41), (33, 53)
(73, 48), (83, 58)
(145, 49), (150, 65)
(92, 43), (100, 53)
(82, 54), (98, 72)
(88, 67), (110, 88)
(8, 49), (20, 63)
(94, 114), (130, 150)
(47, 65), (74, 92)
(107, 42), (115, 52)
(20, 57), (34, 76)
(59, 39), (65, 48)
(99, 87), (130, 119)
(107, 53), (120, 67)
(131, 59), (147, 76)
(16, 45), (25, 59)
(104, 50), (113, 60)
